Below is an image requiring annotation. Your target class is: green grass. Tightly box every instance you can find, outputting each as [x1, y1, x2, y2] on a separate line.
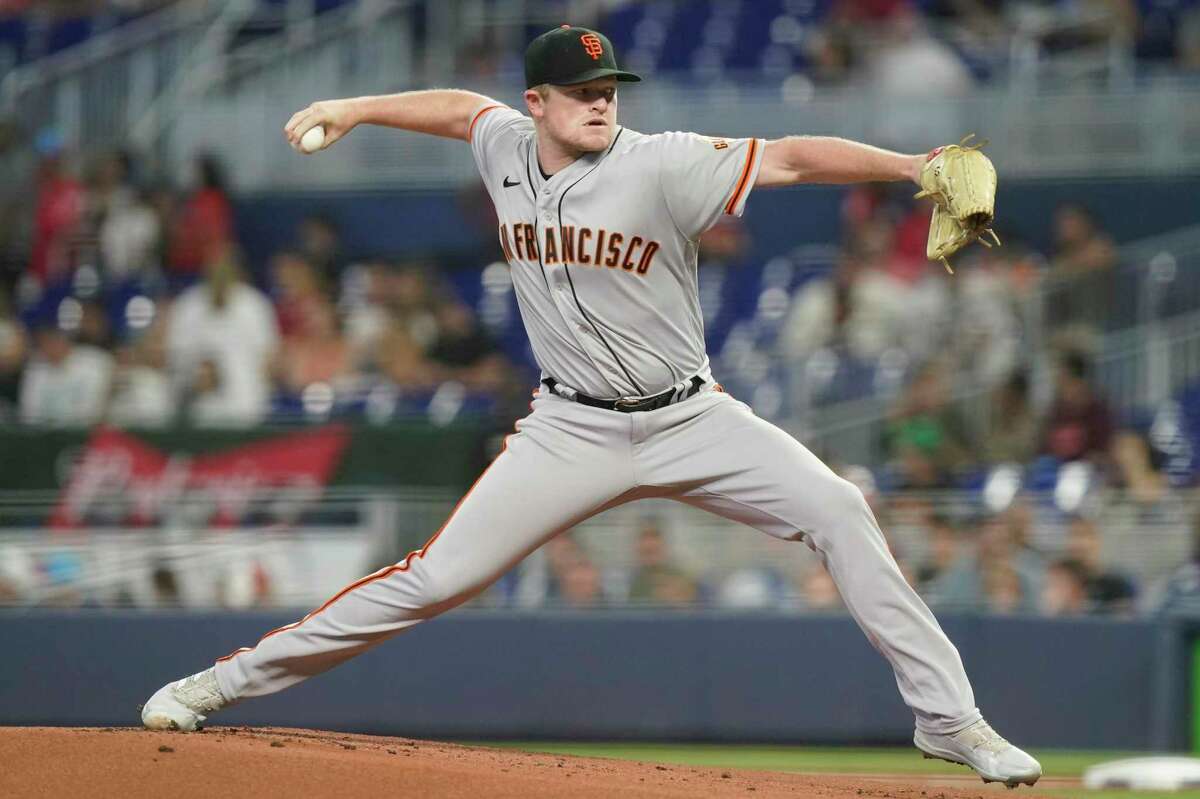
[481, 742, 1200, 799]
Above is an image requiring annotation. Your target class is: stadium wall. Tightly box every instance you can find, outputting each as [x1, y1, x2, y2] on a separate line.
[235, 177, 1200, 266]
[0, 611, 1189, 750]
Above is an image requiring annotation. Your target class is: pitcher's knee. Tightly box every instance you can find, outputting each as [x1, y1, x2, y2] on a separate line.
[796, 478, 873, 553]
[826, 477, 870, 522]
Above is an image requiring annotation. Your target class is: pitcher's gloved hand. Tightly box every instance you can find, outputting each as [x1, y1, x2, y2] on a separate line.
[915, 134, 1001, 273]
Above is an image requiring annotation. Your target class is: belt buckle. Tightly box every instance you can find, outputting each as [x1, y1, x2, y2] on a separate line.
[613, 396, 645, 412]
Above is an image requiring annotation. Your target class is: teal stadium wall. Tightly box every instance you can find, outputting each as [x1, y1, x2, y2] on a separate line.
[0, 612, 1190, 749]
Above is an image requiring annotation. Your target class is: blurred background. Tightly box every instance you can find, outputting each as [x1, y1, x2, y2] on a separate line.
[0, 0, 1198, 751]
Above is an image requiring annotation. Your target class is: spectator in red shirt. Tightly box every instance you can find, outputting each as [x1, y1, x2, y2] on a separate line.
[167, 154, 233, 277]
[1043, 350, 1113, 462]
[270, 250, 326, 339]
[30, 133, 83, 285]
[835, 0, 913, 23]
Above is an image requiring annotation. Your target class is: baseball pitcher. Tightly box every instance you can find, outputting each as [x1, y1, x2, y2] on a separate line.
[142, 25, 1038, 788]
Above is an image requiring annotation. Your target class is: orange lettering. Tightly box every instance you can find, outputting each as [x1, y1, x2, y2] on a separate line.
[594, 229, 607, 266]
[637, 240, 660, 275]
[544, 227, 559, 264]
[605, 232, 624, 267]
[523, 224, 539, 261]
[499, 224, 515, 262]
[578, 228, 592, 264]
[622, 236, 643, 271]
[560, 226, 576, 264]
[512, 224, 524, 260]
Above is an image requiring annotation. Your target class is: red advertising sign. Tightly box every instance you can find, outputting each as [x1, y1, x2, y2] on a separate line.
[51, 425, 350, 529]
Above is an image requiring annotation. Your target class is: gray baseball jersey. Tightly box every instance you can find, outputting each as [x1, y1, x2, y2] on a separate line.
[205, 102, 983, 740]
[468, 102, 762, 398]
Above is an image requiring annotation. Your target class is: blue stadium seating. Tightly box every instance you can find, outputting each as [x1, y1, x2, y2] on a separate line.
[0, 0, 359, 67]
[600, 0, 835, 79]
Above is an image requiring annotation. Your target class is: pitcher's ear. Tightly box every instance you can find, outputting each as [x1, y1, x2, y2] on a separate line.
[525, 84, 550, 118]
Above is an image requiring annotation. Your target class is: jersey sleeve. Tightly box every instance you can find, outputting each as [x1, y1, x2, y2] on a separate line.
[467, 102, 532, 185]
[657, 132, 765, 240]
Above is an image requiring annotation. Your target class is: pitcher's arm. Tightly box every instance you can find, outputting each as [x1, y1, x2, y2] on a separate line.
[284, 90, 500, 151]
[755, 136, 924, 187]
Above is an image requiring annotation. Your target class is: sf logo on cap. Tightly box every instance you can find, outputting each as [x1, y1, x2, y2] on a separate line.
[580, 33, 604, 60]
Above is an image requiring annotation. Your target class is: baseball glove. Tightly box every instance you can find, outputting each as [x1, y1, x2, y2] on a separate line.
[915, 134, 1001, 273]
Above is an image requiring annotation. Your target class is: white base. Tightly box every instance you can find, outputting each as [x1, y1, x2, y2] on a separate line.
[1082, 757, 1200, 791]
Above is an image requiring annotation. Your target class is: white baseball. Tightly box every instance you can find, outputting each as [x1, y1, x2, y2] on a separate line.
[300, 125, 325, 154]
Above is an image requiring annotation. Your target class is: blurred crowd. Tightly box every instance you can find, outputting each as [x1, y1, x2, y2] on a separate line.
[7, 494, 1197, 616]
[0, 1, 168, 11]
[448, 0, 1200, 90]
[2, 130, 1198, 617]
[0, 139, 528, 429]
[810, 0, 1200, 81]
[1, 0, 1198, 617]
[701, 175, 1164, 494]
[5, 0, 1200, 83]
[482, 491, 1200, 618]
[0, 133, 1144, 446]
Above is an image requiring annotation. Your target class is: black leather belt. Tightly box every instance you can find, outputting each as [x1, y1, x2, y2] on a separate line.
[542, 376, 705, 413]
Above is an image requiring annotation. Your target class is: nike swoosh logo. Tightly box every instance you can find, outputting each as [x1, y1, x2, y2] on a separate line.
[503, 177, 521, 188]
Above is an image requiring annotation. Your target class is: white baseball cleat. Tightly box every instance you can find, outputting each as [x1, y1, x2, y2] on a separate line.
[140, 667, 228, 731]
[914, 719, 1042, 789]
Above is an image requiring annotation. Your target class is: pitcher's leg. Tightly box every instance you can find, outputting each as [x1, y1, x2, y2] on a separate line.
[212, 401, 635, 703]
[643, 393, 978, 734]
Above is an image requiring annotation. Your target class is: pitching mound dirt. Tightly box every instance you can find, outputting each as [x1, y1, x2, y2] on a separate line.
[0, 726, 1063, 798]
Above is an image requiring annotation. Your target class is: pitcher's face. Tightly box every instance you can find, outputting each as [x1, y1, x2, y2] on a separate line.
[527, 77, 618, 154]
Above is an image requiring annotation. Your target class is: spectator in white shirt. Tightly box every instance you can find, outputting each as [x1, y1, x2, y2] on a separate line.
[165, 247, 279, 427]
[107, 317, 174, 429]
[19, 321, 114, 426]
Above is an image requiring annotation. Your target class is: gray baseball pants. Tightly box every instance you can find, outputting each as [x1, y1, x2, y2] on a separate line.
[214, 384, 981, 735]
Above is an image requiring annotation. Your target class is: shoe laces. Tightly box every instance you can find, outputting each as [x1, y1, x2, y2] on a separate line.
[172, 668, 226, 714]
[952, 721, 1011, 755]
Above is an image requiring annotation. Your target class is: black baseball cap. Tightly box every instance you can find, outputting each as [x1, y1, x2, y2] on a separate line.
[524, 25, 642, 89]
